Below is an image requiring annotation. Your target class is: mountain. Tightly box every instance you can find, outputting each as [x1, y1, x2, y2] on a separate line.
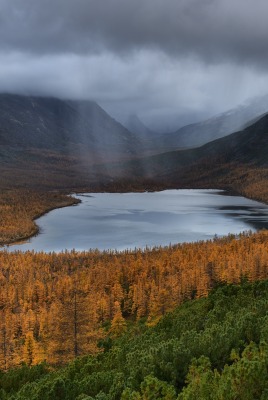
[0, 93, 141, 162]
[109, 112, 268, 181]
[159, 94, 268, 149]
[1, 93, 267, 192]
[198, 113, 268, 165]
[0, 93, 146, 189]
[124, 114, 166, 154]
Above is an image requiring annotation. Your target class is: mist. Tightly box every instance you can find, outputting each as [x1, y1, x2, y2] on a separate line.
[1, 51, 268, 132]
[0, 1, 268, 131]
[0, 0, 268, 131]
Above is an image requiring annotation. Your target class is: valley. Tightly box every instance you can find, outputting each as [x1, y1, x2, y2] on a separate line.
[0, 93, 268, 399]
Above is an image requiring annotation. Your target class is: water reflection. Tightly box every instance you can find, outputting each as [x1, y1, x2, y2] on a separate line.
[6, 189, 268, 252]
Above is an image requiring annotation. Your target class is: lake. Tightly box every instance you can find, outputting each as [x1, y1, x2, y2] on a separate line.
[6, 189, 268, 252]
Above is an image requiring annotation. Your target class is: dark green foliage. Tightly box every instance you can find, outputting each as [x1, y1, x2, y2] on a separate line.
[178, 343, 268, 400]
[2, 280, 268, 399]
[0, 363, 49, 396]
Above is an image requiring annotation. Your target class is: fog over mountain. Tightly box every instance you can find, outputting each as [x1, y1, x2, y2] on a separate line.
[0, 92, 267, 192]
[0, 94, 141, 163]
[157, 93, 268, 148]
[0, 1, 268, 132]
[112, 112, 268, 182]
[125, 115, 156, 139]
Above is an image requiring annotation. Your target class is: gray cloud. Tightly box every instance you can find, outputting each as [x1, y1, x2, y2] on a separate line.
[1, 50, 267, 130]
[0, 0, 268, 130]
[1, 0, 268, 67]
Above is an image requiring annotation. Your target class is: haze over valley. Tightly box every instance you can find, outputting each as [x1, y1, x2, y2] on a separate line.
[0, 91, 268, 192]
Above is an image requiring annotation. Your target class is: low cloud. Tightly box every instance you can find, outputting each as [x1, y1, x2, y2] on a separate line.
[0, 1, 268, 129]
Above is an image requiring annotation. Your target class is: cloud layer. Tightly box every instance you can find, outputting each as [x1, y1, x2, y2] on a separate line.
[1, 0, 268, 129]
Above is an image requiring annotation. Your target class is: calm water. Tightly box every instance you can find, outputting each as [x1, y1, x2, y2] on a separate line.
[6, 189, 268, 252]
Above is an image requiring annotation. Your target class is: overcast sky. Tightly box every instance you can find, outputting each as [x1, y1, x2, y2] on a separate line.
[1, 0, 268, 130]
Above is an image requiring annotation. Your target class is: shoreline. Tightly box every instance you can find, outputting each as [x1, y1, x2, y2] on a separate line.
[2, 186, 268, 252]
[0, 193, 80, 248]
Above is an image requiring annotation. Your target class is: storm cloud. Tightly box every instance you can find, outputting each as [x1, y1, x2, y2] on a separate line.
[1, 0, 268, 129]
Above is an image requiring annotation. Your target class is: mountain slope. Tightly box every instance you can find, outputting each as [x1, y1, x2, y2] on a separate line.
[124, 114, 167, 154]
[160, 94, 268, 148]
[198, 112, 268, 165]
[123, 112, 268, 176]
[2, 278, 268, 399]
[0, 93, 141, 161]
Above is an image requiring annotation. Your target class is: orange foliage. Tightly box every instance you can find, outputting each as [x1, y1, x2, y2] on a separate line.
[0, 231, 268, 368]
[0, 190, 79, 245]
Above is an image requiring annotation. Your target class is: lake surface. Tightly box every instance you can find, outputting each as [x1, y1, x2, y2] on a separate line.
[6, 189, 268, 252]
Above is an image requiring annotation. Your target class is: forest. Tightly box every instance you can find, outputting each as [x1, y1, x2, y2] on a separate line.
[1, 278, 268, 399]
[0, 230, 268, 370]
[0, 191, 79, 246]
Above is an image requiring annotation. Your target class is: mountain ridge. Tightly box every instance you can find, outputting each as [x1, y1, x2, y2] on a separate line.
[158, 94, 268, 149]
[0, 93, 141, 161]
[103, 112, 268, 204]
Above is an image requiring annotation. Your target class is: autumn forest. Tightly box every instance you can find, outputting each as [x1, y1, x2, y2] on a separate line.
[0, 229, 268, 370]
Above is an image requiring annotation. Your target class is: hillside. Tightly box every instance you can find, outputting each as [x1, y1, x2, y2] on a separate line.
[113, 112, 268, 179]
[124, 114, 166, 153]
[99, 113, 268, 209]
[0, 94, 146, 189]
[1, 230, 268, 369]
[158, 94, 268, 148]
[0, 93, 140, 162]
[2, 278, 268, 399]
